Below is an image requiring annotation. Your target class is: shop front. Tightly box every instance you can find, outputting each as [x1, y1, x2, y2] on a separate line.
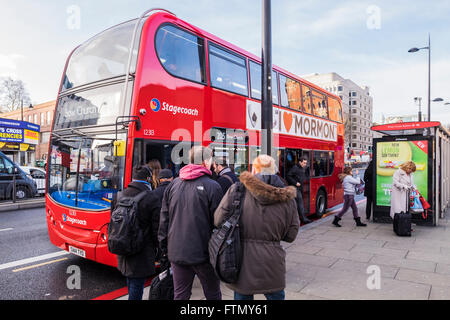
[0, 118, 40, 166]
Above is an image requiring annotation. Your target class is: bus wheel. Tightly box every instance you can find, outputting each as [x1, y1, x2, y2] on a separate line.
[315, 189, 327, 218]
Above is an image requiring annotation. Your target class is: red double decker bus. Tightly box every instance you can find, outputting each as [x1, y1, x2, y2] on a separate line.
[46, 9, 344, 267]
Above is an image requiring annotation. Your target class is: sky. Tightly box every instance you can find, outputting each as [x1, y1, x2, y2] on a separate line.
[1, 0, 449, 124]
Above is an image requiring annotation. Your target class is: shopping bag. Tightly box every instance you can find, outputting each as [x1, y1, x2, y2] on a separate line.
[418, 191, 430, 219]
[409, 189, 424, 214]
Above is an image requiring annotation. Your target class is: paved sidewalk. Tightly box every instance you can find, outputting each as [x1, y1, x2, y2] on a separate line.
[118, 200, 450, 300]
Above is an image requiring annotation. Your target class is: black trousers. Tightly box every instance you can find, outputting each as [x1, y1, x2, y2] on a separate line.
[295, 189, 308, 222]
[366, 196, 373, 219]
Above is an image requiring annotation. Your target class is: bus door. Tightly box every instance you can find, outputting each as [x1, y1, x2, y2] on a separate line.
[301, 150, 312, 214]
[132, 139, 192, 179]
[285, 148, 311, 214]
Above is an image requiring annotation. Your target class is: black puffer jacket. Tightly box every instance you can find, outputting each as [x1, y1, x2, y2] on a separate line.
[111, 181, 160, 278]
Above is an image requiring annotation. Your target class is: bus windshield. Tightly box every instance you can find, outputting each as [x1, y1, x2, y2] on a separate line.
[54, 82, 125, 131]
[62, 19, 142, 91]
[48, 134, 125, 210]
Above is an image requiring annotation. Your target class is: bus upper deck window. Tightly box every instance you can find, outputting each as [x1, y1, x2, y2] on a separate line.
[155, 24, 206, 84]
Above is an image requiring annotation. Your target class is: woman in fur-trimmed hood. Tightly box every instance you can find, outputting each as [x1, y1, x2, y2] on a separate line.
[214, 155, 300, 300]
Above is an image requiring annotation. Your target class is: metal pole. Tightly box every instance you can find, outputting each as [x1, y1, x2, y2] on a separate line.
[261, 0, 273, 157]
[428, 33, 431, 122]
[12, 169, 16, 203]
[349, 99, 352, 156]
[418, 98, 422, 122]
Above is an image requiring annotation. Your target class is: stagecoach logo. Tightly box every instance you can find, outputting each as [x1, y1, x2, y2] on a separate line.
[62, 213, 87, 226]
[150, 98, 199, 117]
[150, 98, 161, 112]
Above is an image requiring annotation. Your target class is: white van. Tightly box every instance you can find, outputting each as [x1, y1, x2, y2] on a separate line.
[20, 166, 45, 195]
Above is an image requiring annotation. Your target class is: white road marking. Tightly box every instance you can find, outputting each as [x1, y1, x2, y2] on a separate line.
[0, 228, 13, 232]
[0, 250, 69, 271]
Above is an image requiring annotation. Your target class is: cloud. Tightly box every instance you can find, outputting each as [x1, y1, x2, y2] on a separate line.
[0, 54, 25, 75]
[352, 58, 450, 124]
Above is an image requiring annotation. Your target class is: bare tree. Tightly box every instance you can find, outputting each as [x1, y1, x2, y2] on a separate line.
[0, 77, 31, 112]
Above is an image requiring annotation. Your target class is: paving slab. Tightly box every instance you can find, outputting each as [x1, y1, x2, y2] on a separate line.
[330, 258, 399, 279]
[396, 268, 450, 287]
[286, 252, 338, 268]
[299, 268, 430, 300]
[307, 239, 356, 251]
[429, 286, 450, 300]
[316, 248, 374, 263]
[285, 244, 323, 255]
[406, 251, 450, 265]
[352, 244, 409, 258]
[370, 254, 437, 273]
[383, 241, 441, 254]
[435, 263, 450, 276]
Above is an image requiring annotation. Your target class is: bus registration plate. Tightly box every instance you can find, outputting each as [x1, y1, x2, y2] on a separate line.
[69, 245, 86, 258]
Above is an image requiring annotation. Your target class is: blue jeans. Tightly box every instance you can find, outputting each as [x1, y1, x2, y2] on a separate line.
[127, 277, 146, 300]
[234, 290, 285, 300]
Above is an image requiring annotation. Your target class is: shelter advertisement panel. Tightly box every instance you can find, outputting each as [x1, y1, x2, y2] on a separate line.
[376, 140, 428, 207]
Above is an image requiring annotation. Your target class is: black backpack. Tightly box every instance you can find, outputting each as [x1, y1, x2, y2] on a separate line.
[148, 261, 174, 300]
[107, 190, 150, 256]
[208, 182, 246, 283]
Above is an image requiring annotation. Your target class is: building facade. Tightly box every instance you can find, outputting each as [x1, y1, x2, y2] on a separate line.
[0, 100, 55, 166]
[302, 72, 374, 153]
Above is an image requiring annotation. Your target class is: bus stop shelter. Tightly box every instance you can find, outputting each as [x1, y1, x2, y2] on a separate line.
[371, 121, 450, 226]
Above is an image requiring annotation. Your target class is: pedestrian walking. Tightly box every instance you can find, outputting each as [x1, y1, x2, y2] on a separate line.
[332, 166, 366, 227]
[390, 161, 416, 219]
[213, 156, 238, 195]
[147, 159, 162, 190]
[286, 156, 312, 224]
[214, 155, 299, 300]
[158, 146, 223, 300]
[111, 165, 161, 300]
[364, 160, 374, 220]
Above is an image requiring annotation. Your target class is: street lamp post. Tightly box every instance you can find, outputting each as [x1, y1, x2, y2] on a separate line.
[408, 33, 431, 122]
[414, 97, 422, 122]
[261, 0, 273, 156]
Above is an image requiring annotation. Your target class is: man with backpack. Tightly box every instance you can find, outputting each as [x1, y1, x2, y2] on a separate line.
[158, 146, 223, 300]
[109, 165, 161, 300]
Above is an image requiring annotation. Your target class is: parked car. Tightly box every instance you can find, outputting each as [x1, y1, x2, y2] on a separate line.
[20, 166, 45, 196]
[0, 152, 37, 200]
